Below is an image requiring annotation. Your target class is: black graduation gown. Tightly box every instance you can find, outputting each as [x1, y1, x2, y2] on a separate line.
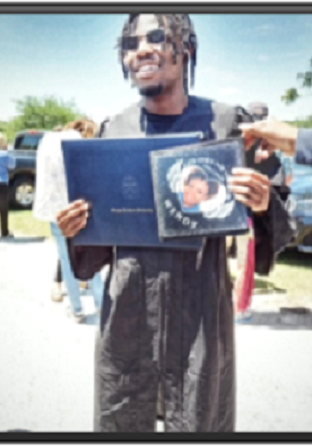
[67, 97, 295, 432]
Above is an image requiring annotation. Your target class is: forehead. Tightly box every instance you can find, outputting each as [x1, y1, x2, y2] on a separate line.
[190, 178, 208, 186]
[130, 14, 165, 35]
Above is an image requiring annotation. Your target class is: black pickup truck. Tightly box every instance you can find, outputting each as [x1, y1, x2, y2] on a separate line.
[8, 130, 46, 209]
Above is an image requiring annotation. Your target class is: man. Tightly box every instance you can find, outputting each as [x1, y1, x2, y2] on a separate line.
[240, 119, 312, 167]
[247, 101, 268, 121]
[57, 14, 294, 432]
[0, 132, 14, 238]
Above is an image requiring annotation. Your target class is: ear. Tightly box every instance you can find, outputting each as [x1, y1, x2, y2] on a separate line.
[122, 59, 129, 80]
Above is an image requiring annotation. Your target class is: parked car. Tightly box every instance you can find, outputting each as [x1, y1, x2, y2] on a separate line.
[282, 156, 312, 253]
[8, 130, 46, 209]
[227, 149, 312, 257]
[246, 146, 312, 254]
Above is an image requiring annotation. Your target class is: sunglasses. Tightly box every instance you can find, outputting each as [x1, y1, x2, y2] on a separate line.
[121, 28, 167, 51]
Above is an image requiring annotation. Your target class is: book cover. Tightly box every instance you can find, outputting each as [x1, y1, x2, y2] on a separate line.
[150, 137, 249, 239]
[61, 134, 204, 249]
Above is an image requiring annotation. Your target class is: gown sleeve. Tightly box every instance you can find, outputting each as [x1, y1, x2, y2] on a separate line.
[67, 240, 113, 281]
[229, 106, 297, 275]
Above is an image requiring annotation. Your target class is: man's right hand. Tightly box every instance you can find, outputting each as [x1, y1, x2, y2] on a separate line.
[57, 199, 90, 238]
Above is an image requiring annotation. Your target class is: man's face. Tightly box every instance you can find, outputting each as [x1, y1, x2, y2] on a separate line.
[252, 107, 268, 121]
[122, 14, 184, 97]
[183, 178, 209, 208]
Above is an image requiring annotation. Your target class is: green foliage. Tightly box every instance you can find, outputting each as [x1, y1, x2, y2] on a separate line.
[4, 95, 84, 143]
[286, 115, 312, 128]
[291, 117, 312, 129]
[282, 58, 312, 105]
[0, 121, 8, 133]
[281, 88, 300, 105]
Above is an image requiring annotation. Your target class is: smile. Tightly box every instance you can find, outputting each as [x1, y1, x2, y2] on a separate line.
[135, 64, 160, 78]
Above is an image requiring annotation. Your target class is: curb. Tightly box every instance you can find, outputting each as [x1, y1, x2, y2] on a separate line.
[236, 308, 312, 327]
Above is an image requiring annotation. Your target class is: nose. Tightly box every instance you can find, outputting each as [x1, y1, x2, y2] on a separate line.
[136, 37, 154, 57]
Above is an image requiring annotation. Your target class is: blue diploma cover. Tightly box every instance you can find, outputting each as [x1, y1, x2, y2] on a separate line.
[61, 134, 204, 248]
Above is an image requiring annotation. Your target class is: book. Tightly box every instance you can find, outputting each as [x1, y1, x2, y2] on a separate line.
[61, 133, 204, 249]
[150, 137, 249, 239]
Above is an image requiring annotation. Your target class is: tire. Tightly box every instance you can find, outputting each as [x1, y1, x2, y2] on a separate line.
[11, 175, 35, 210]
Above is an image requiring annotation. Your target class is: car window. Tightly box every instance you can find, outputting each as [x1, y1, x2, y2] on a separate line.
[14, 134, 43, 150]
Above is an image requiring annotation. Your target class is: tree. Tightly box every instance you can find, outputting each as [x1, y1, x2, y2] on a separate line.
[0, 121, 8, 133]
[281, 58, 312, 105]
[281, 88, 300, 105]
[290, 116, 312, 129]
[13, 95, 82, 130]
[4, 95, 84, 142]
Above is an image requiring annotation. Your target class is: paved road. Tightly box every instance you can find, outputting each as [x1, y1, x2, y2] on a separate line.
[0, 238, 312, 432]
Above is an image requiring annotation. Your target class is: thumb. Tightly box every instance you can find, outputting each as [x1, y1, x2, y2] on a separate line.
[255, 148, 270, 163]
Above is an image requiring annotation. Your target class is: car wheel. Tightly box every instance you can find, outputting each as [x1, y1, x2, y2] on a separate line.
[11, 176, 35, 210]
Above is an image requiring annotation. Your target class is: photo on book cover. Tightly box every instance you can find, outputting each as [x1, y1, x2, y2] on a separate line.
[150, 138, 249, 239]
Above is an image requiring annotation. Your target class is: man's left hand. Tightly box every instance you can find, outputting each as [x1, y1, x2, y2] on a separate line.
[229, 168, 270, 213]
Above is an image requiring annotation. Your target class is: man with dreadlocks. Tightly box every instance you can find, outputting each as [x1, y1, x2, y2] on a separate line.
[57, 14, 294, 432]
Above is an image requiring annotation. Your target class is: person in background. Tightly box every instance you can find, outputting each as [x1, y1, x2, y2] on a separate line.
[49, 125, 66, 302]
[233, 102, 291, 320]
[49, 123, 95, 302]
[0, 132, 15, 238]
[33, 120, 105, 323]
[247, 101, 268, 121]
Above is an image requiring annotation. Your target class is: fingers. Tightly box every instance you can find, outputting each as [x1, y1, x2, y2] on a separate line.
[230, 183, 265, 209]
[231, 168, 270, 185]
[64, 216, 88, 238]
[232, 193, 263, 211]
[57, 199, 90, 238]
[239, 123, 259, 151]
[239, 120, 298, 157]
[229, 168, 270, 212]
[254, 148, 270, 163]
[239, 122, 264, 143]
[57, 199, 88, 221]
[243, 134, 259, 151]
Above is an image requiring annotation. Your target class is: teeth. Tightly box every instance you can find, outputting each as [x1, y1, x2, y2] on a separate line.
[139, 65, 158, 72]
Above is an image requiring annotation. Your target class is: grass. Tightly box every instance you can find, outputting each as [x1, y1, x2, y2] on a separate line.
[8, 209, 52, 238]
[264, 249, 312, 298]
[229, 248, 312, 308]
[7, 209, 312, 307]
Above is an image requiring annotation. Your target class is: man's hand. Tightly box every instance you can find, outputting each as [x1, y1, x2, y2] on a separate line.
[57, 199, 90, 238]
[229, 168, 270, 213]
[239, 119, 298, 161]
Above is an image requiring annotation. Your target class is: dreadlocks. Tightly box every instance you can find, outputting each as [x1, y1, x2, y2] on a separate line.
[117, 14, 198, 95]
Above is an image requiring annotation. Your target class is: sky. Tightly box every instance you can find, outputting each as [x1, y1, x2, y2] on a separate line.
[0, 13, 312, 123]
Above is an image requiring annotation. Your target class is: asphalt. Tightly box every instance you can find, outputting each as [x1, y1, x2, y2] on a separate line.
[0, 237, 312, 432]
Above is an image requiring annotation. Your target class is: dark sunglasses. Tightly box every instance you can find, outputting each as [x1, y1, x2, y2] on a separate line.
[121, 28, 167, 51]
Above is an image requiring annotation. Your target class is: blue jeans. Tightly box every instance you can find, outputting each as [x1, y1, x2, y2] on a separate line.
[50, 222, 104, 314]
